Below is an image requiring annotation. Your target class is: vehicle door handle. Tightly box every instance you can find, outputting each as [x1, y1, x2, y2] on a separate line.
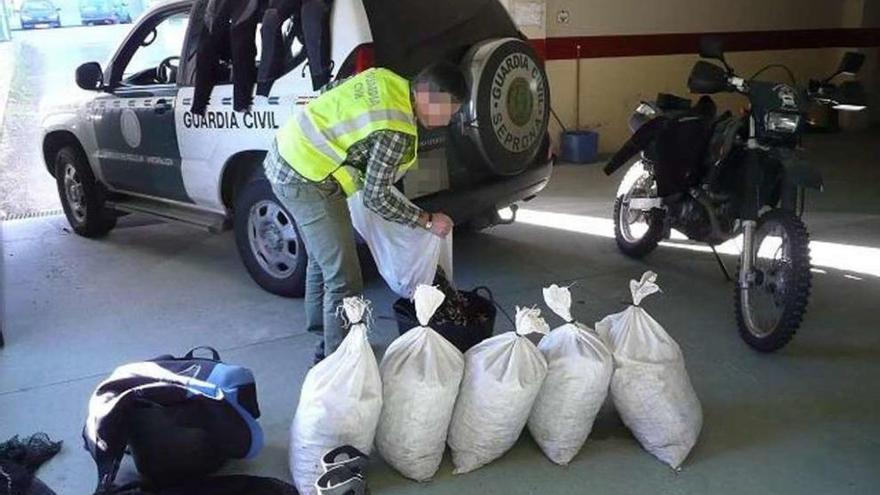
[154, 99, 172, 114]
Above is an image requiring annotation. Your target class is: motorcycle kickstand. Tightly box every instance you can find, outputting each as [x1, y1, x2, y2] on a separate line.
[710, 244, 733, 282]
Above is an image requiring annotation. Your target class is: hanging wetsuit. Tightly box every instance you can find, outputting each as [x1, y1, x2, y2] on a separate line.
[257, 0, 333, 95]
[257, 0, 305, 97]
[190, 0, 230, 115]
[192, 0, 266, 114]
[301, 0, 334, 90]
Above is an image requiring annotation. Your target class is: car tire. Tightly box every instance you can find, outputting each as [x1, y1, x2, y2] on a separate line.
[54, 146, 117, 238]
[233, 179, 307, 298]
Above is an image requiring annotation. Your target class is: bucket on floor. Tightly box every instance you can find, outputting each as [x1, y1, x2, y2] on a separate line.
[393, 288, 496, 353]
[560, 130, 599, 163]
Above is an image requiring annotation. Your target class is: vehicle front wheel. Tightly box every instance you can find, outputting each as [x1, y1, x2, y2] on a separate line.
[233, 179, 307, 298]
[613, 196, 666, 258]
[735, 209, 812, 352]
[54, 146, 117, 238]
[612, 162, 665, 258]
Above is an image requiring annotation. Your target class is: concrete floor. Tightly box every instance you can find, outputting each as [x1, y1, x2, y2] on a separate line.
[2, 131, 880, 494]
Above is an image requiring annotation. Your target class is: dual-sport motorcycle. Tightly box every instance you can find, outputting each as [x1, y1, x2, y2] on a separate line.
[604, 38, 867, 352]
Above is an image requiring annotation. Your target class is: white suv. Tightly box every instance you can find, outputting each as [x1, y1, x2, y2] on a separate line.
[40, 0, 553, 296]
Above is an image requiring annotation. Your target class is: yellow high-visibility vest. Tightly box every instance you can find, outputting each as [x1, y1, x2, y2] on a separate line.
[276, 68, 418, 196]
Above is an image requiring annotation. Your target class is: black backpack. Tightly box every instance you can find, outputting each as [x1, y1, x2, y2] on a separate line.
[83, 347, 263, 493]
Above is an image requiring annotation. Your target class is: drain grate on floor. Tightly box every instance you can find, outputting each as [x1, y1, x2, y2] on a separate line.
[0, 208, 64, 222]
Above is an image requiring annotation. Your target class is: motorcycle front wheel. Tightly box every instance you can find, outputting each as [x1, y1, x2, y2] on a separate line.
[613, 163, 665, 258]
[735, 209, 812, 352]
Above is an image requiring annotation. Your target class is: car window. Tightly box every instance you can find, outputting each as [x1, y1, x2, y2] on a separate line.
[123, 12, 188, 80]
[80, 0, 115, 10]
[24, 1, 55, 10]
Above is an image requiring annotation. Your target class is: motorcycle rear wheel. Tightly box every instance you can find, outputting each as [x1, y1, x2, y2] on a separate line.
[734, 209, 812, 352]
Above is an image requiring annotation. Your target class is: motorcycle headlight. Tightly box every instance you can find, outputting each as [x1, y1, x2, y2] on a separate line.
[765, 112, 801, 134]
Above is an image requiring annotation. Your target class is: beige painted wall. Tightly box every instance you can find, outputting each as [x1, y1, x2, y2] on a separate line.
[514, 0, 880, 153]
[545, 0, 865, 36]
[547, 49, 851, 152]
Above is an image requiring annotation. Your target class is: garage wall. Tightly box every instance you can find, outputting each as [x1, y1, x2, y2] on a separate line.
[519, 0, 880, 153]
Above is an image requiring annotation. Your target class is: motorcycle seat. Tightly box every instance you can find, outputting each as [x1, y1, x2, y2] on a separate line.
[656, 93, 692, 111]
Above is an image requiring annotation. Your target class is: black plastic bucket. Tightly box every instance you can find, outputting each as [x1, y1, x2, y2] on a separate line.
[393, 287, 497, 353]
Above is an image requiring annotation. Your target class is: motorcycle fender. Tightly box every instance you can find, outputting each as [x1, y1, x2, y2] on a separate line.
[604, 116, 666, 176]
[616, 160, 648, 198]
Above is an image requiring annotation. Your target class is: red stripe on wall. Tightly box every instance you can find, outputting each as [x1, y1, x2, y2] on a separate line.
[539, 28, 880, 60]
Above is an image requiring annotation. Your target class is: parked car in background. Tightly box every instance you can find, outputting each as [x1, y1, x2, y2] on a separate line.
[19, 0, 61, 29]
[79, 0, 131, 25]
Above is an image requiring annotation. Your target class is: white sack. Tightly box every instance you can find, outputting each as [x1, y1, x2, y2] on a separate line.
[348, 189, 453, 298]
[528, 284, 613, 465]
[595, 271, 702, 469]
[375, 285, 465, 481]
[447, 307, 549, 474]
[290, 297, 383, 495]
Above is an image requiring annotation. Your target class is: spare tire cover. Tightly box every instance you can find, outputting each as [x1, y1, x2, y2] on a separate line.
[462, 38, 550, 175]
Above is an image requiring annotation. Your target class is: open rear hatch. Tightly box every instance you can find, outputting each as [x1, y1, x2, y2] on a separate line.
[362, 0, 550, 177]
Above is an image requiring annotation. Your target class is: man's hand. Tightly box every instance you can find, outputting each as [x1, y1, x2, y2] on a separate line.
[430, 212, 454, 238]
[419, 211, 453, 238]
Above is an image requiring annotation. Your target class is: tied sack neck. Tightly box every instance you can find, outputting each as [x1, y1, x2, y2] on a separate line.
[630, 271, 661, 306]
[340, 296, 372, 329]
[542, 284, 579, 326]
[515, 306, 550, 337]
[413, 284, 446, 327]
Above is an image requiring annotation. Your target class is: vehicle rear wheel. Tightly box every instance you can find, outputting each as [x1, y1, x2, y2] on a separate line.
[233, 179, 307, 298]
[735, 209, 812, 352]
[54, 146, 117, 238]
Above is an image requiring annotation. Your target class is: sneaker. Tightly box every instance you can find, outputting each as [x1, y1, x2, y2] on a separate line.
[315, 465, 365, 495]
[321, 445, 369, 475]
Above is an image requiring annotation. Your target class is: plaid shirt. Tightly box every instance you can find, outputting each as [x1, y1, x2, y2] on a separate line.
[264, 82, 422, 227]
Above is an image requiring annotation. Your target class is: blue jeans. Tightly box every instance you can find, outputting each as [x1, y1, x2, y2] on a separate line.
[271, 179, 364, 354]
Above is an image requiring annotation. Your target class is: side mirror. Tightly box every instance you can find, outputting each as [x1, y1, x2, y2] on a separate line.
[838, 52, 865, 76]
[688, 61, 729, 94]
[698, 36, 734, 75]
[699, 36, 725, 61]
[76, 62, 104, 91]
